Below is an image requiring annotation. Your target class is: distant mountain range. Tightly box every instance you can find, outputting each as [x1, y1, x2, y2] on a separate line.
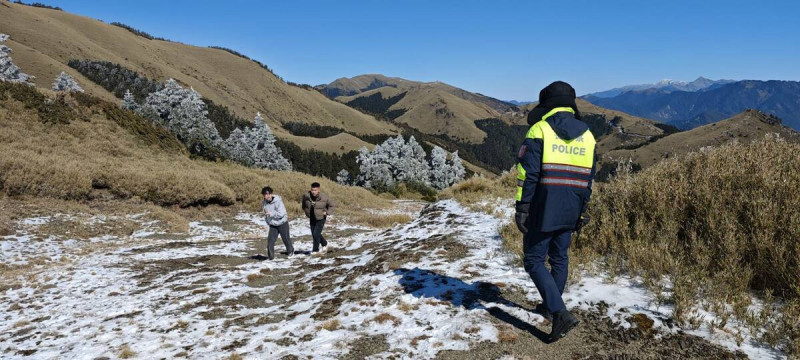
[585, 77, 736, 98]
[584, 80, 800, 130]
[504, 100, 534, 106]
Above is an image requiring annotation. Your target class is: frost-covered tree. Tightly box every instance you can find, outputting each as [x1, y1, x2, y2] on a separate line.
[51, 71, 84, 93]
[428, 146, 466, 190]
[336, 169, 352, 186]
[0, 34, 35, 84]
[121, 89, 139, 111]
[356, 135, 433, 190]
[356, 145, 394, 190]
[138, 79, 224, 157]
[225, 127, 253, 166]
[446, 151, 466, 187]
[429, 146, 450, 189]
[398, 136, 430, 186]
[223, 112, 291, 171]
[246, 112, 291, 171]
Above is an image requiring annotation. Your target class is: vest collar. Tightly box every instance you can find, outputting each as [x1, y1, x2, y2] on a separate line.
[540, 107, 575, 122]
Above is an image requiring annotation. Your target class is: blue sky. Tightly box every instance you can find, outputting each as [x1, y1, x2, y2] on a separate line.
[42, 0, 800, 100]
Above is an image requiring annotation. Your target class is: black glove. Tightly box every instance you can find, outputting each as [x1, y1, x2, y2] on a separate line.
[575, 214, 590, 232]
[514, 202, 530, 234]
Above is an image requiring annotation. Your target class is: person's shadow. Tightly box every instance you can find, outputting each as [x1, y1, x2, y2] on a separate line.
[394, 267, 551, 343]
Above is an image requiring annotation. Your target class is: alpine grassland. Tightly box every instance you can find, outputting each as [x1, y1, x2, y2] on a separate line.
[0, 82, 392, 232]
[460, 135, 800, 355]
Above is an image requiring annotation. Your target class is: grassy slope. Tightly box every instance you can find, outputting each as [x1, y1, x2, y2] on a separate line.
[0, 83, 393, 232]
[0, 2, 398, 153]
[605, 109, 799, 168]
[326, 75, 517, 143]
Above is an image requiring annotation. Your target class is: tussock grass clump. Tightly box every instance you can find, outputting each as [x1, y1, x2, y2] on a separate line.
[118, 345, 136, 359]
[354, 213, 412, 228]
[373, 313, 401, 326]
[320, 319, 340, 331]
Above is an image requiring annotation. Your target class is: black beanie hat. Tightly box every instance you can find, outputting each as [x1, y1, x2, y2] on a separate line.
[527, 81, 581, 125]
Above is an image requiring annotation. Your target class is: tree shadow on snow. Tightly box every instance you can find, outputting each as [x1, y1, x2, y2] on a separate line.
[394, 267, 550, 343]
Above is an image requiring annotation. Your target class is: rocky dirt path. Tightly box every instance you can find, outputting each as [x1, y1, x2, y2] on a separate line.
[0, 200, 764, 359]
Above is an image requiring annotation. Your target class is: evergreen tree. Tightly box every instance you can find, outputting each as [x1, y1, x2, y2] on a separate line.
[336, 169, 352, 185]
[356, 145, 395, 190]
[355, 135, 434, 191]
[0, 34, 35, 84]
[138, 79, 224, 158]
[446, 151, 466, 186]
[223, 112, 291, 171]
[247, 112, 291, 171]
[428, 146, 450, 190]
[225, 127, 253, 166]
[121, 89, 139, 111]
[51, 71, 84, 93]
[399, 136, 430, 186]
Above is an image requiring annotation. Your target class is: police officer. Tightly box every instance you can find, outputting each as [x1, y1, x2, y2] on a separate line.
[514, 81, 596, 342]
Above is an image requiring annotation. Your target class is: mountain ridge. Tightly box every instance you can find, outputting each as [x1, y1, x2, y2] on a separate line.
[584, 80, 800, 131]
[585, 76, 736, 98]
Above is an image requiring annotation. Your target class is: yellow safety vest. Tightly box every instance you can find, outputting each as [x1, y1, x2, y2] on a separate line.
[516, 107, 596, 201]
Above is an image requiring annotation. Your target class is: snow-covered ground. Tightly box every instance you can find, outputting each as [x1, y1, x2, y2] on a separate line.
[0, 200, 785, 359]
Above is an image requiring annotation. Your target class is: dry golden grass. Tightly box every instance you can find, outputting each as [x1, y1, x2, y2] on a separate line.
[373, 313, 401, 326]
[320, 319, 340, 331]
[581, 136, 800, 354]
[410, 334, 431, 346]
[225, 353, 243, 360]
[118, 345, 136, 359]
[353, 213, 413, 228]
[246, 274, 265, 282]
[0, 84, 392, 229]
[496, 324, 519, 343]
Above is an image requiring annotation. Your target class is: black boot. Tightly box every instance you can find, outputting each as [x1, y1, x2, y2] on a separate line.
[550, 309, 579, 342]
[534, 303, 552, 322]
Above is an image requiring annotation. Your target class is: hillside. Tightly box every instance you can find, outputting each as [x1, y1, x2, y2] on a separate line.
[0, 81, 393, 232]
[603, 109, 799, 169]
[584, 80, 800, 131]
[319, 74, 518, 143]
[0, 2, 399, 153]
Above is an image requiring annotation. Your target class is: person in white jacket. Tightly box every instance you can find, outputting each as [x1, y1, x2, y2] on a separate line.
[261, 186, 294, 260]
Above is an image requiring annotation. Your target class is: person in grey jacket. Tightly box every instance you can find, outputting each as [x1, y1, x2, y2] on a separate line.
[261, 186, 293, 260]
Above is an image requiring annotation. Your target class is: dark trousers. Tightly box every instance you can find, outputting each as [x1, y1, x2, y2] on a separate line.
[523, 229, 572, 313]
[310, 217, 328, 252]
[267, 222, 293, 260]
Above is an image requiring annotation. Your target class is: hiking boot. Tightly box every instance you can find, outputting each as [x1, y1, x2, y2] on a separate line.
[534, 303, 553, 322]
[550, 309, 579, 342]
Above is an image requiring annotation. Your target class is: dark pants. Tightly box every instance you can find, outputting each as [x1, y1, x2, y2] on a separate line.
[310, 217, 328, 252]
[523, 229, 572, 313]
[267, 222, 293, 260]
